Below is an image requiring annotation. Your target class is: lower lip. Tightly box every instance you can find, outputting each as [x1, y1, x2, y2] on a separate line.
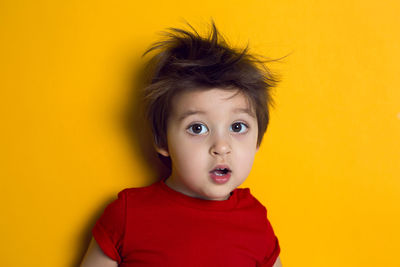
[209, 172, 231, 184]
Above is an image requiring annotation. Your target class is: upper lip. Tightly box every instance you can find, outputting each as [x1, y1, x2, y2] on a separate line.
[210, 164, 232, 173]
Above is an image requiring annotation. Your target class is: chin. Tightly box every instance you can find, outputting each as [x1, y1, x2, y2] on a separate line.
[207, 191, 231, 201]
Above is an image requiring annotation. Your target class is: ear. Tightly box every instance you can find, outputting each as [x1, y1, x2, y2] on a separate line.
[155, 145, 170, 157]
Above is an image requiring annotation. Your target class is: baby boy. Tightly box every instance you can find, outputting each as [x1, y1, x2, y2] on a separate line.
[81, 21, 282, 267]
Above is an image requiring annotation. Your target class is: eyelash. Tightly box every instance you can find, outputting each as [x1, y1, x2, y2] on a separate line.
[186, 122, 250, 135]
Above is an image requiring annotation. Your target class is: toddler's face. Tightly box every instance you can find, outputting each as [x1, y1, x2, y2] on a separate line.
[156, 88, 259, 201]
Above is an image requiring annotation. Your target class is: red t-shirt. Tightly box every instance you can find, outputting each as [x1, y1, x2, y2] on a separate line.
[92, 177, 280, 266]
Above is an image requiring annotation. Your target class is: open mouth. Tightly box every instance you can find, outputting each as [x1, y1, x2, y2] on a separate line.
[210, 165, 232, 176]
[210, 165, 232, 184]
[211, 168, 231, 176]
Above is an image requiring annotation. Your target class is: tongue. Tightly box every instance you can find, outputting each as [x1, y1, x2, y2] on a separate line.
[214, 170, 225, 175]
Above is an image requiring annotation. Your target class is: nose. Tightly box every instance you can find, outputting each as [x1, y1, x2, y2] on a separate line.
[209, 134, 231, 157]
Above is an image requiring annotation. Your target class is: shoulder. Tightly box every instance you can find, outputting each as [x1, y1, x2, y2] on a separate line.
[235, 187, 267, 213]
[118, 182, 157, 200]
[93, 180, 160, 233]
[233, 187, 273, 226]
[113, 179, 162, 207]
[236, 189, 281, 265]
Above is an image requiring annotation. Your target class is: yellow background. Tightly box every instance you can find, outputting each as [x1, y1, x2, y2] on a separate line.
[1, 0, 399, 266]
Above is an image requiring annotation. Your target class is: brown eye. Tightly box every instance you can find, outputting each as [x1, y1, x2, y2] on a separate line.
[187, 123, 208, 135]
[230, 122, 248, 133]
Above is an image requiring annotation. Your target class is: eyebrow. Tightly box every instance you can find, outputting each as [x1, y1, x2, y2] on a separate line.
[177, 108, 255, 122]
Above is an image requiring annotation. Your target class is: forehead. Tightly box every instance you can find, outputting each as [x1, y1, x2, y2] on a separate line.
[170, 88, 255, 119]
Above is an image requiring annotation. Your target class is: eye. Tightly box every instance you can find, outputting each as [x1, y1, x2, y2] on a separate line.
[230, 122, 249, 133]
[187, 123, 209, 135]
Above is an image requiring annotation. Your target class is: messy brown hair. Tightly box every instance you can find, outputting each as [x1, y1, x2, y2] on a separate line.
[142, 20, 280, 154]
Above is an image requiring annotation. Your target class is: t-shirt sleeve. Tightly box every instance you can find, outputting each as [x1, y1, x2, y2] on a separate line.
[258, 208, 281, 267]
[92, 189, 128, 264]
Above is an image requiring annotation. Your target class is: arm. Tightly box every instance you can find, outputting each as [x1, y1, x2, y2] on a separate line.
[80, 237, 118, 267]
[272, 256, 282, 267]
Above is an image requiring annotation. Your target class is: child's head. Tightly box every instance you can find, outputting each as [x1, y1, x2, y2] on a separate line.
[141, 21, 279, 200]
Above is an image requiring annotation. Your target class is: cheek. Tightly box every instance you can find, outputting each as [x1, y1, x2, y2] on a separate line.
[168, 136, 207, 171]
[237, 149, 256, 168]
[234, 141, 257, 173]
